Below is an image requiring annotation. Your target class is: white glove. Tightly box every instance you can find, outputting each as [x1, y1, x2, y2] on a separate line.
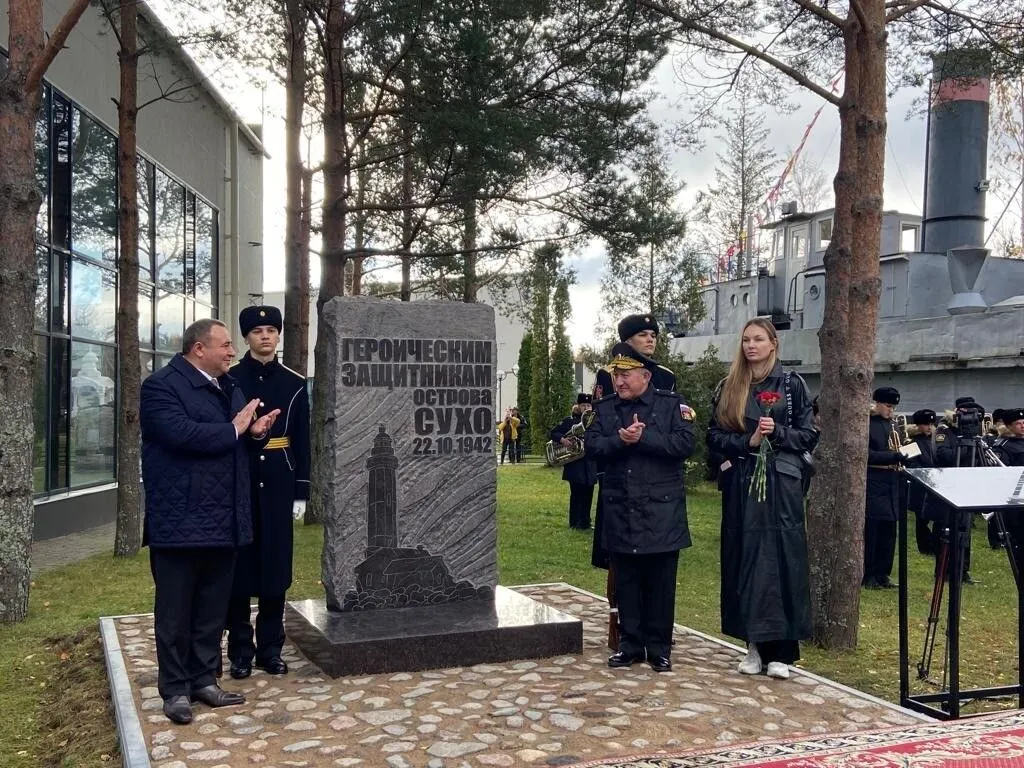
[293, 500, 307, 521]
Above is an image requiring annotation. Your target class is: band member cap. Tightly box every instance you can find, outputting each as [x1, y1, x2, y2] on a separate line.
[240, 305, 283, 337]
[617, 313, 659, 342]
[992, 408, 1007, 424]
[872, 386, 900, 406]
[576, 393, 593, 404]
[954, 396, 976, 409]
[911, 409, 937, 425]
[1006, 408, 1024, 424]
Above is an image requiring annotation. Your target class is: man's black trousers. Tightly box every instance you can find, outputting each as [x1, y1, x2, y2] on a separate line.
[226, 593, 287, 663]
[568, 482, 594, 529]
[150, 546, 236, 699]
[863, 518, 897, 584]
[610, 550, 679, 660]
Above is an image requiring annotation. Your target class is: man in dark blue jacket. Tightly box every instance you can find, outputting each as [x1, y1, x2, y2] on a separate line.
[226, 306, 310, 680]
[141, 318, 280, 725]
[584, 343, 694, 673]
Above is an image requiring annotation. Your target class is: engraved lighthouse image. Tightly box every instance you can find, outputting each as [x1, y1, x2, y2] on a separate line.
[342, 425, 490, 611]
[366, 425, 399, 551]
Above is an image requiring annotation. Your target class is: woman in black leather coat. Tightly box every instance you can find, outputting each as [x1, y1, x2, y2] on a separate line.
[707, 318, 818, 680]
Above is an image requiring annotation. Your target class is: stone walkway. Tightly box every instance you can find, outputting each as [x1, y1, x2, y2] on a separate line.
[109, 584, 924, 768]
[33, 522, 116, 574]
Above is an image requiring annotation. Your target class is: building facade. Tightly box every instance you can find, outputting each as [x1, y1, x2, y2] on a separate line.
[1, 1, 265, 539]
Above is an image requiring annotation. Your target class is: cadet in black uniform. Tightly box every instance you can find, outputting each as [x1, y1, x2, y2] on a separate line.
[992, 408, 1024, 581]
[585, 345, 694, 672]
[864, 387, 905, 589]
[591, 314, 677, 570]
[933, 396, 984, 584]
[226, 306, 311, 679]
[550, 394, 598, 530]
[905, 409, 939, 555]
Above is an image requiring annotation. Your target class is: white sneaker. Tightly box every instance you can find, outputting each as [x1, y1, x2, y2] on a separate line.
[737, 645, 762, 675]
[766, 662, 790, 679]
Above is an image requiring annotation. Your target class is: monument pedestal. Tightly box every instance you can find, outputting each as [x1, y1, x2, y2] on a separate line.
[286, 586, 583, 677]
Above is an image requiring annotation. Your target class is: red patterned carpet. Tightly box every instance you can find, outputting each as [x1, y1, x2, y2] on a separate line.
[577, 711, 1024, 767]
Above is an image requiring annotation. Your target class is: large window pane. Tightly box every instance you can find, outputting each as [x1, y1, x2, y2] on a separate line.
[141, 352, 155, 382]
[196, 201, 216, 304]
[35, 246, 49, 330]
[155, 171, 184, 291]
[156, 291, 184, 352]
[139, 161, 154, 280]
[49, 337, 70, 491]
[52, 95, 72, 250]
[36, 87, 50, 244]
[194, 303, 214, 322]
[71, 109, 117, 264]
[71, 258, 117, 343]
[51, 251, 70, 334]
[139, 286, 154, 350]
[69, 342, 116, 487]
[34, 336, 48, 493]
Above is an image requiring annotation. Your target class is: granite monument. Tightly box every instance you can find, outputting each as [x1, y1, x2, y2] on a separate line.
[287, 297, 582, 676]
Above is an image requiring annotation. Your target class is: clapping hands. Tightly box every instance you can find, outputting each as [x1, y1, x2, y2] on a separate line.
[618, 414, 645, 445]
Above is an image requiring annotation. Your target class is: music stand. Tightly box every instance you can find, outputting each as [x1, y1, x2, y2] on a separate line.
[899, 466, 1024, 719]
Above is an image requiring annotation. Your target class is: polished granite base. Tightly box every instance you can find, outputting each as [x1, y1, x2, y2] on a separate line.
[286, 585, 583, 677]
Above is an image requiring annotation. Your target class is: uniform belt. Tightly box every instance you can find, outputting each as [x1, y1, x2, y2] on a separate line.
[868, 464, 899, 471]
[265, 437, 290, 450]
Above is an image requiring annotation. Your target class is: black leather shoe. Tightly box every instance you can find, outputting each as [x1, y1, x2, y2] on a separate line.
[879, 578, 898, 589]
[963, 572, 978, 585]
[648, 655, 672, 673]
[607, 651, 645, 668]
[230, 659, 252, 679]
[191, 684, 245, 707]
[256, 656, 288, 675]
[163, 695, 193, 724]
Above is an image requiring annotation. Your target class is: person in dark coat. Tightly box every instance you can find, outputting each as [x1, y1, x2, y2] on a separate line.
[584, 344, 694, 673]
[226, 306, 311, 680]
[707, 318, 817, 680]
[591, 313, 677, 570]
[550, 394, 598, 530]
[993, 408, 1024, 583]
[905, 409, 939, 555]
[864, 386, 906, 589]
[986, 409, 1009, 548]
[933, 397, 984, 584]
[141, 318, 280, 725]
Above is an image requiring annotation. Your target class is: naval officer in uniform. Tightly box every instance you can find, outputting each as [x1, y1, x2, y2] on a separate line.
[226, 305, 311, 679]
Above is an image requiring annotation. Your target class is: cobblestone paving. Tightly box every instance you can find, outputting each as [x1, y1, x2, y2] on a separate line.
[114, 584, 923, 767]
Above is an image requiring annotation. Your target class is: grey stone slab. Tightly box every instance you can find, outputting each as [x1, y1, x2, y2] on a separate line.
[286, 586, 583, 677]
[319, 297, 498, 612]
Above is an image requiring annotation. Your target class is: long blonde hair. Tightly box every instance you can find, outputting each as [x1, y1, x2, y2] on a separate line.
[715, 318, 779, 432]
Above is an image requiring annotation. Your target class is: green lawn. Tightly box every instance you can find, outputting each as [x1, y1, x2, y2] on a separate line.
[1, 464, 1020, 766]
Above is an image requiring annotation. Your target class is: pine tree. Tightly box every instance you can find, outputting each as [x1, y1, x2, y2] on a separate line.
[527, 257, 553, 455]
[515, 332, 533, 443]
[549, 276, 577, 424]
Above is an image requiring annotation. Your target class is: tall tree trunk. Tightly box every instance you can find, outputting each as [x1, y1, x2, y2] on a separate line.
[806, 3, 887, 649]
[400, 69, 414, 302]
[282, 0, 309, 375]
[350, 147, 367, 295]
[308, 0, 348, 526]
[462, 196, 477, 302]
[0, 0, 89, 623]
[115, 0, 142, 557]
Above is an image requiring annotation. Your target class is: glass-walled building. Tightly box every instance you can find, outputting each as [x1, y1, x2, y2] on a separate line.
[2, 0, 265, 539]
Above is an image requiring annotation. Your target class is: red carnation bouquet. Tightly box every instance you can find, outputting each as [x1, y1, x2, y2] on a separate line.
[749, 390, 783, 502]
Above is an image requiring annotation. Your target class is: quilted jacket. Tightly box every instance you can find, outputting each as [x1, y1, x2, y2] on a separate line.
[141, 354, 253, 548]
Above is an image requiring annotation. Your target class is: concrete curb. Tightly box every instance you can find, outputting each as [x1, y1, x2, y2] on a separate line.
[99, 617, 152, 768]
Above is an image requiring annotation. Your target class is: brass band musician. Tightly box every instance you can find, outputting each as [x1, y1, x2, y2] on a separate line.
[864, 387, 907, 590]
[549, 394, 598, 530]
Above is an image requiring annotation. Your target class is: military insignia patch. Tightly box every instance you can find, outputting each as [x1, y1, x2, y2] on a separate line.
[935, 432, 946, 443]
[680, 404, 695, 421]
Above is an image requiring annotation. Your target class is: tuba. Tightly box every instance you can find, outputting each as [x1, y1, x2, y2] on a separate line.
[545, 415, 591, 467]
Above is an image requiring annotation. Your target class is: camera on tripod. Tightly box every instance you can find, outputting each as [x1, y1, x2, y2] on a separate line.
[954, 409, 984, 438]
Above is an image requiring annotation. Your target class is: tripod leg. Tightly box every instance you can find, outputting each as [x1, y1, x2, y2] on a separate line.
[919, 538, 948, 680]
